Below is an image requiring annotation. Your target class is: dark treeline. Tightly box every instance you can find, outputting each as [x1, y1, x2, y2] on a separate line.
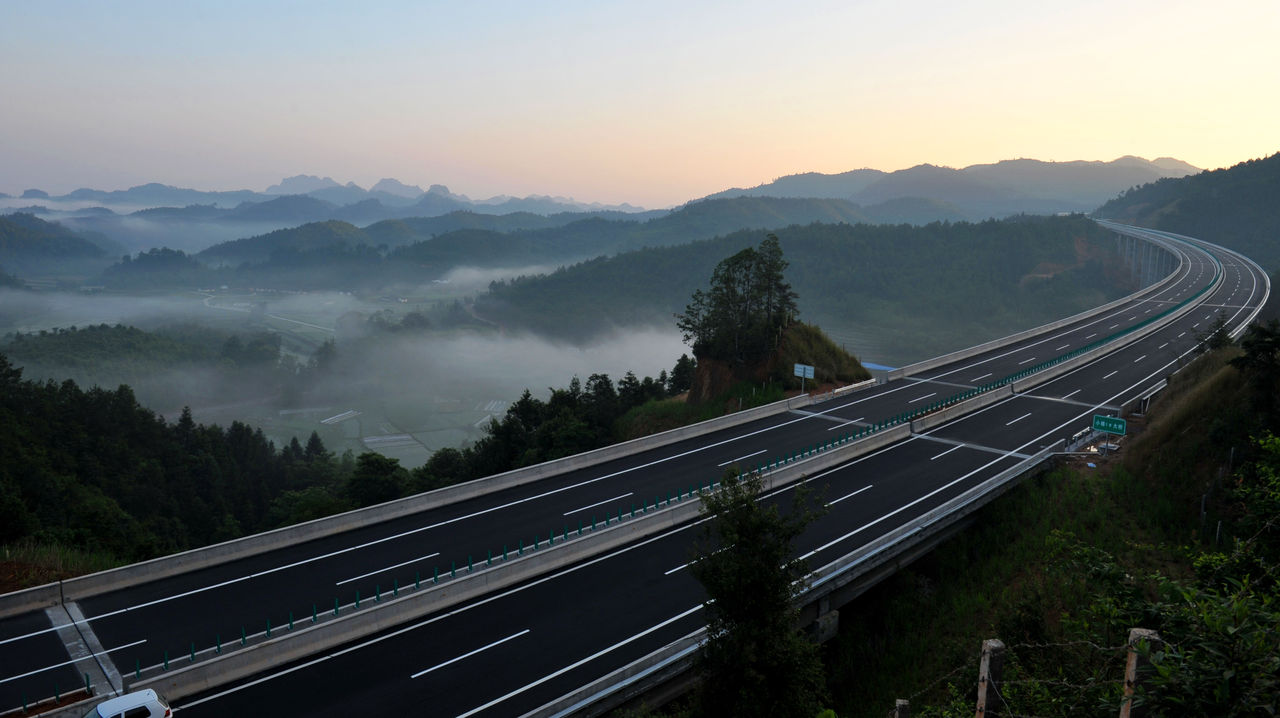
[478, 215, 1126, 356]
[0, 349, 699, 571]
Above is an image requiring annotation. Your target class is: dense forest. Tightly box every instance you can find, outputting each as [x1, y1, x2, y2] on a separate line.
[0, 213, 115, 276]
[0, 347, 708, 577]
[1096, 151, 1280, 271]
[0, 352, 343, 559]
[479, 215, 1128, 361]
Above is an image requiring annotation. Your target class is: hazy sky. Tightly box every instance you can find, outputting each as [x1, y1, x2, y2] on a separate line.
[2, 0, 1277, 207]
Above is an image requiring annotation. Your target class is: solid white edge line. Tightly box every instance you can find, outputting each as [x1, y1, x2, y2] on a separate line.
[562, 493, 635, 517]
[0, 639, 146, 685]
[715, 449, 767, 468]
[119, 233, 1278, 713]
[410, 629, 530, 679]
[336, 552, 441, 586]
[827, 484, 873, 506]
[454, 607, 702, 718]
[827, 417, 865, 431]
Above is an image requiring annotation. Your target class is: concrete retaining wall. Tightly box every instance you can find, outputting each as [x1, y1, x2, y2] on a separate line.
[2, 391, 833, 618]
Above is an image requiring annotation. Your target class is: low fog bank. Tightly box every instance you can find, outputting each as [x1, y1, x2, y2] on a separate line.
[0, 288, 691, 467]
[192, 326, 688, 468]
[0, 288, 218, 334]
[60, 216, 302, 255]
[437, 264, 568, 293]
[369, 327, 687, 401]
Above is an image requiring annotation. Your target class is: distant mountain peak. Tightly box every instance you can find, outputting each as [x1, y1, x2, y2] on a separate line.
[265, 175, 343, 195]
[1150, 157, 1201, 175]
[371, 178, 425, 198]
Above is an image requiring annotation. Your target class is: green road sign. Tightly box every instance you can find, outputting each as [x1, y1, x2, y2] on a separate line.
[1092, 414, 1126, 435]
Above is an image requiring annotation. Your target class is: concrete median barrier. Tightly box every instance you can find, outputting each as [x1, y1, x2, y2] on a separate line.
[910, 386, 1014, 433]
[119, 423, 911, 703]
[4, 391, 840, 618]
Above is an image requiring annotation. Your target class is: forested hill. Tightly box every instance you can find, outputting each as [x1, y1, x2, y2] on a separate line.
[1095, 152, 1280, 270]
[195, 210, 651, 266]
[190, 196, 935, 274]
[476, 215, 1127, 362]
[0, 213, 113, 275]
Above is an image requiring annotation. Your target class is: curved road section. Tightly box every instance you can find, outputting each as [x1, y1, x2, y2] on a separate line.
[0, 223, 1269, 717]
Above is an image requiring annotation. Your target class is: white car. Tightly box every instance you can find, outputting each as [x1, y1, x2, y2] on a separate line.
[82, 689, 171, 718]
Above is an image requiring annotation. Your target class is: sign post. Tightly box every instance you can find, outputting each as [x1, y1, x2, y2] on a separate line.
[794, 363, 815, 394]
[1092, 414, 1126, 456]
[1092, 414, 1126, 435]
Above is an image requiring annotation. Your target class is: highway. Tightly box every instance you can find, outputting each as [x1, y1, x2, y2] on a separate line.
[0, 223, 1269, 716]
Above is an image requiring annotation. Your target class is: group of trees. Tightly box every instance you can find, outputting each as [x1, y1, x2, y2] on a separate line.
[677, 234, 799, 366]
[410, 359, 696, 493]
[692, 471, 827, 717]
